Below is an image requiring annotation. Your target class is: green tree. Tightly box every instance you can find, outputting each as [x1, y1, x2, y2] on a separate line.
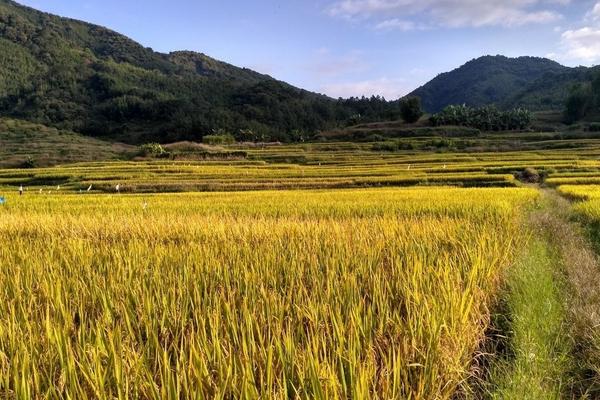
[400, 97, 424, 123]
[564, 84, 591, 124]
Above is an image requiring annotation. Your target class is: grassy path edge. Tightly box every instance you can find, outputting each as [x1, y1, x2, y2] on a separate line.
[489, 226, 571, 398]
[542, 190, 600, 397]
[488, 189, 600, 398]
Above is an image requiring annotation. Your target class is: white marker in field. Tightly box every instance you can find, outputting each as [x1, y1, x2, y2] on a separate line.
[116, 184, 120, 193]
[87, 185, 92, 192]
[56, 185, 61, 191]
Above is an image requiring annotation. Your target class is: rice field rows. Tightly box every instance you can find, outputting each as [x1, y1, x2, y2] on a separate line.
[4, 142, 600, 193]
[558, 185, 600, 228]
[556, 185, 600, 227]
[0, 187, 538, 398]
[6, 141, 600, 397]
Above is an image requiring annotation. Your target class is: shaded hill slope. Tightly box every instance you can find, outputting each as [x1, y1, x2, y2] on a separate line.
[409, 55, 588, 113]
[0, 0, 399, 143]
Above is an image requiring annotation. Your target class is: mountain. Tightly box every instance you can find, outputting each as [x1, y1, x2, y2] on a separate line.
[167, 51, 271, 84]
[0, 0, 399, 143]
[0, 0, 595, 144]
[409, 55, 585, 113]
[505, 65, 600, 111]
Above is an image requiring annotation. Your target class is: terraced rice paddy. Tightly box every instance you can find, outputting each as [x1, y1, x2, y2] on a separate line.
[558, 185, 600, 235]
[4, 142, 600, 193]
[5, 142, 600, 398]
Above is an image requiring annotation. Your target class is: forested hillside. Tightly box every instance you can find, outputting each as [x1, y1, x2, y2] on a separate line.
[1, 0, 597, 144]
[410, 55, 590, 113]
[0, 0, 400, 143]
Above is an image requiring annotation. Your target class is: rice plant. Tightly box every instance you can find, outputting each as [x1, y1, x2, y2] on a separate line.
[0, 187, 537, 398]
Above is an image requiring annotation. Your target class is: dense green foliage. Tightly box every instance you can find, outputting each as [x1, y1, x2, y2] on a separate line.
[399, 96, 423, 123]
[0, 0, 401, 144]
[0, 1, 594, 145]
[430, 105, 532, 131]
[410, 55, 591, 113]
[563, 72, 600, 124]
[508, 66, 594, 112]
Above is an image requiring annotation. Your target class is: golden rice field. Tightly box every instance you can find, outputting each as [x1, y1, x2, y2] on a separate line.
[4, 141, 600, 193]
[558, 185, 600, 225]
[6, 141, 600, 398]
[0, 187, 538, 399]
[557, 185, 600, 201]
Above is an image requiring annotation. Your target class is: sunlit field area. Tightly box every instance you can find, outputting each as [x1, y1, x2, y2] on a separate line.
[5, 140, 600, 193]
[557, 185, 600, 235]
[5, 142, 600, 398]
[0, 187, 537, 398]
[7, 0, 600, 396]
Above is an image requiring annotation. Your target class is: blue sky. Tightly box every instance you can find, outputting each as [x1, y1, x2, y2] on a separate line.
[17, 0, 600, 99]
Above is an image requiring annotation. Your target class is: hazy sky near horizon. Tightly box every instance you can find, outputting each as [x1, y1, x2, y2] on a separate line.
[16, 0, 600, 100]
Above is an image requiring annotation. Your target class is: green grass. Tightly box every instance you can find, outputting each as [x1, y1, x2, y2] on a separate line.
[491, 238, 572, 399]
[552, 186, 600, 395]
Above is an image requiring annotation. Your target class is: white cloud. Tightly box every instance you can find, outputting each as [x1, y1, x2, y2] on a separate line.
[558, 27, 600, 63]
[375, 18, 420, 31]
[550, 2, 600, 64]
[328, 0, 565, 28]
[321, 77, 410, 99]
[586, 1, 600, 21]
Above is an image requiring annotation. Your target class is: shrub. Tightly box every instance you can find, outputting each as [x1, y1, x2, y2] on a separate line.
[434, 126, 480, 137]
[365, 134, 386, 142]
[372, 140, 416, 152]
[139, 143, 167, 157]
[566, 124, 583, 132]
[517, 168, 541, 184]
[21, 156, 36, 169]
[427, 138, 452, 149]
[372, 141, 400, 152]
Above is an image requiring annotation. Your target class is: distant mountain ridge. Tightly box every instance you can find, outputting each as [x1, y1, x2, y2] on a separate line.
[409, 55, 596, 113]
[0, 0, 398, 143]
[0, 0, 596, 144]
